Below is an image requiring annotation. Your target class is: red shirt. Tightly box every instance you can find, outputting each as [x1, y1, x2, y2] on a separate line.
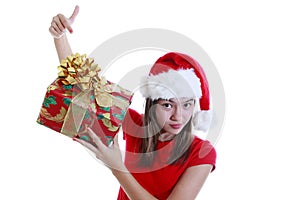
[117, 109, 216, 200]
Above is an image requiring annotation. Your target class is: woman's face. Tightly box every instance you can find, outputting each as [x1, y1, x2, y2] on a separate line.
[154, 98, 195, 135]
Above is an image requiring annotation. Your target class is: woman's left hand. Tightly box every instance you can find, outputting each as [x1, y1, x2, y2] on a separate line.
[73, 128, 126, 172]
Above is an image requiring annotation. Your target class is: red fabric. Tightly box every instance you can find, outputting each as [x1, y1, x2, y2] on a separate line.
[117, 109, 216, 200]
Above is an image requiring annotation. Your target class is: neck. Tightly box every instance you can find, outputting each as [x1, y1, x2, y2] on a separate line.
[158, 132, 175, 142]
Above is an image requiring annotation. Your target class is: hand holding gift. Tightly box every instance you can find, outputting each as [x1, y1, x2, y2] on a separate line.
[73, 128, 126, 172]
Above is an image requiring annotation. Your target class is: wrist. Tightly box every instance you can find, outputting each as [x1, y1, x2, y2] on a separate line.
[111, 165, 129, 176]
[53, 33, 66, 41]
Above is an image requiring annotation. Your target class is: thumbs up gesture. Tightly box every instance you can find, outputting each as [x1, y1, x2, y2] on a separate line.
[49, 5, 79, 38]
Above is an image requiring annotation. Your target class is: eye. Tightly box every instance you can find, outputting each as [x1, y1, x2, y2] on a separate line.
[162, 103, 172, 109]
[183, 103, 191, 108]
[183, 101, 194, 109]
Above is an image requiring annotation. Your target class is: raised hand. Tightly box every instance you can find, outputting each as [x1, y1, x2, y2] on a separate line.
[49, 5, 79, 38]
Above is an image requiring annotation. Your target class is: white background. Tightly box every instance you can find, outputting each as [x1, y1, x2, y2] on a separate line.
[1, 0, 300, 199]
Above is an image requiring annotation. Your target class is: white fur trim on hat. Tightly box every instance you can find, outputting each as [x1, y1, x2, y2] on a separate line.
[193, 110, 212, 131]
[140, 69, 202, 100]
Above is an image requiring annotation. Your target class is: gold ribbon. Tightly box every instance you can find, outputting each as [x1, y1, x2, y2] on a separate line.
[58, 53, 132, 138]
[58, 53, 101, 89]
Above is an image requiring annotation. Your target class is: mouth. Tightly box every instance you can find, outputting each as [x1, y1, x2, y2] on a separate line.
[169, 124, 182, 129]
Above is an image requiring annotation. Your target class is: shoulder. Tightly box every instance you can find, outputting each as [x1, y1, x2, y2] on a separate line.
[123, 108, 143, 126]
[122, 108, 144, 139]
[187, 135, 217, 171]
[191, 136, 216, 157]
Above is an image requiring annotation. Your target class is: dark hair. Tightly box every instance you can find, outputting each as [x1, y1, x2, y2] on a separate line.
[139, 98, 194, 167]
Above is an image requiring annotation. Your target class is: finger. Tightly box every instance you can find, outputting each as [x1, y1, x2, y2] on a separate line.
[73, 137, 98, 154]
[57, 14, 73, 33]
[87, 128, 106, 149]
[49, 26, 63, 39]
[53, 16, 65, 33]
[113, 134, 119, 148]
[51, 21, 64, 35]
[69, 5, 79, 23]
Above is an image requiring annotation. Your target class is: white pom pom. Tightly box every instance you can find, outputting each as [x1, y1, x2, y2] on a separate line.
[193, 110, 213, 131]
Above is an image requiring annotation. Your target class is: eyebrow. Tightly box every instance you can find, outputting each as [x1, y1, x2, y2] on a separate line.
[168, 99, 194, 103]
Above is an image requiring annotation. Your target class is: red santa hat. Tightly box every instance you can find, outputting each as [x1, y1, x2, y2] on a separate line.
[140, 52, 212, 131]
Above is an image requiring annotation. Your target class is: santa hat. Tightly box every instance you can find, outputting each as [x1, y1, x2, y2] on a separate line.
[140, 52, 212, 131]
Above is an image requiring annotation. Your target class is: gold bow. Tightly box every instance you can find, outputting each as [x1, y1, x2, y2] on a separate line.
[58, 53, 131, 138]
[58, 53, 101, 90]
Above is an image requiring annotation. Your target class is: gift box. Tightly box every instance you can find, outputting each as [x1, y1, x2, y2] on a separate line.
[37, 53, 133, 146]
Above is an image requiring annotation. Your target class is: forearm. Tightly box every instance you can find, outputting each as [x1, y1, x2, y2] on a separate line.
[54, 34, 72, 62]
[112, 169, 158, 200]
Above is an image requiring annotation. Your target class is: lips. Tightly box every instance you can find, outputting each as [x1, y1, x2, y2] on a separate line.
[170, 124, 182, 129]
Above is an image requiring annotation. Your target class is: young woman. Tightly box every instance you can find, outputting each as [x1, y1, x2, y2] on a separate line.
[49, 5, 216, 200]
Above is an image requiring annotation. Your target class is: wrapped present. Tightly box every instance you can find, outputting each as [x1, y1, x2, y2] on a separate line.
[37, 53, 133, 146]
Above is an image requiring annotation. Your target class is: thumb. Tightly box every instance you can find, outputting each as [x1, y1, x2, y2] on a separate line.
[113, 134, 119, 147]
[69, 5, 79, 23]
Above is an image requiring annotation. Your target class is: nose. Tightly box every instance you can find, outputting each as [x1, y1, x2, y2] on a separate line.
[170, 106, 182, 121]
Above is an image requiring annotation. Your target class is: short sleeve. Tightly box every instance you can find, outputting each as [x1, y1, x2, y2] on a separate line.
[187, 138, 217, 172]
[122, 108, 144, 140]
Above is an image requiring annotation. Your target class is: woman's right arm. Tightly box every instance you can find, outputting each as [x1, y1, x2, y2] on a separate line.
[49, 5, 79, 62]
